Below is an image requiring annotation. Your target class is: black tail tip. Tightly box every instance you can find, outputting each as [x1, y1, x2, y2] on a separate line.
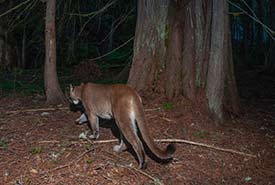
[167, 143, 176, 155]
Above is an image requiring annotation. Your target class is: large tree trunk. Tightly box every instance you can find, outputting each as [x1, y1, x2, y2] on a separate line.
[128, 0, 169, 93]
[44, 0, 66, 104]
[206, 0, 240, 121]
[128, 0, 239, 123]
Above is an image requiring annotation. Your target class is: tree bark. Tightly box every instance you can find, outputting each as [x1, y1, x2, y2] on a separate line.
[268, 0, 275, 72]
[44, 0, 66, 104]
[128, 0, 239, 123]
[128, 0, 169, 93]
[0, 26, 13, 71]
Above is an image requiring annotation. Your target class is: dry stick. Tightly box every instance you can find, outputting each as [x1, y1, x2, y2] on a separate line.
[119, 164, 163, 185]
[40, 148, 94, 175]
[39, 139, 118, 145]
[38, 138, 256, 158]
[102, 158, 161, 184]
[6, 107, 69, 114]
[155, 139, 257, 158]
[5, 107, 160, 114]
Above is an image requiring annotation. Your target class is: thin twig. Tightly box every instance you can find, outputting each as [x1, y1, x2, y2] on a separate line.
[5, 106, 160, 114]
[38, 138, 256, 158]
[0, 0, 32, 18]
[227, 0, 275, 40]
[160, 117, 175, 122]
[155, 139, 257, 158]
[104, 160, 162, 184]
[6, 107, 69, 114]
[38, 139, 118, 145]
[69, 0, 118, 17]
[121, 164, 163, 185]
[88, 36, 134, 61]
[76, 0, 119, 36]
[144, 107, 161, 112]
[40, 148, 94, 175]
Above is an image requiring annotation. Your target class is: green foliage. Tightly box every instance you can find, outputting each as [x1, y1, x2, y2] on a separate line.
[192, 130, 210, 139]
[105, 49, 130, 62]
[0, 69, 44, 96]
[164, 24, 170, 48]
[86, 159, 93, 164]
[84, 144, 93, 150]
[1, 139, 7, 150]
[31, 146, 42, 155]
[162, 102, 173, 110]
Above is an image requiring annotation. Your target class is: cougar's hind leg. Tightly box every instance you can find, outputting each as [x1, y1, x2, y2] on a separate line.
[116, 115, 147, 169]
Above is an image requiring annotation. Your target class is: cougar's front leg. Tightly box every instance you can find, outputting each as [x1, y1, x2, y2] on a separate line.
[87, 113, 99, 139]
[75, 113, 88, 124]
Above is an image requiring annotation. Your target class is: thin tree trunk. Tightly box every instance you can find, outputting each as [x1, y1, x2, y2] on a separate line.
[21, 25, 26, 69]
[268, 1, 275, 72]
[44, 0, 66, 104]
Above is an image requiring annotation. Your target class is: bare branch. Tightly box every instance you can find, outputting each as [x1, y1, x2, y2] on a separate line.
[38, 138, 257, 158]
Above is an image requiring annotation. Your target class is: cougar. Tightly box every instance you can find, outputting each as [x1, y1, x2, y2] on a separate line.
[69, 83, 176, 169]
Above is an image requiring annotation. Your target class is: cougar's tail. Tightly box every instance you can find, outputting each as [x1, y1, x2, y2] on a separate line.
[134, 101, 176, 160]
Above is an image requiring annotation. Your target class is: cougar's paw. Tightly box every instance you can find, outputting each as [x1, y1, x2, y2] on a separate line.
[113, 145, 122, 153]
[89, 133, 99, 140]
[113, 142, 127, 153]
[138, 161, 147, 170]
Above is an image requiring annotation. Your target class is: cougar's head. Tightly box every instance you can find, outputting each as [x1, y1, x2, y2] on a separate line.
[69, 83, 83, 105]
[69, 83, 85, 113]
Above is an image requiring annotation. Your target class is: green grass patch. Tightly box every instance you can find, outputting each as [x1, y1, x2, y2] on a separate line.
[86, 159, 93, 164]
[1, 139, 7, 150]
[192, 130, 210, 139]
[162, 102, 173, 110]
[31, 146, 43, 155]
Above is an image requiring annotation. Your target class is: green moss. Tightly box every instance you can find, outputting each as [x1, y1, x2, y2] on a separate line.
[164, 24, 170, 48]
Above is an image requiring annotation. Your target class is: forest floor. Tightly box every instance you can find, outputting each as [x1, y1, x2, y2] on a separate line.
[0, 73, 275, 185]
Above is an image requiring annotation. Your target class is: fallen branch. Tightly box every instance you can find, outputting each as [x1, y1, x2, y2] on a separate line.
[6, 107, 69, 114]
[144, 107, 161, 112]
[6, 107, 159, 115]
[103, 160, 162, 184]
[38, 138, 256, 158]
[120, 164, 163, 185]
[155, 139, 257, 158]
[40, 148, 94, 175]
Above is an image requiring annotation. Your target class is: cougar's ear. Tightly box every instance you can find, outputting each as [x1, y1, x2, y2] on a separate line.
[69, 84, 73, 92]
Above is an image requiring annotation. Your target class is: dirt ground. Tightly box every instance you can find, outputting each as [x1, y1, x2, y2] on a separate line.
[0, 76, 275, 184]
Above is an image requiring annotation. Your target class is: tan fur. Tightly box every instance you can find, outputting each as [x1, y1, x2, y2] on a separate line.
[70, 83, 175, 169]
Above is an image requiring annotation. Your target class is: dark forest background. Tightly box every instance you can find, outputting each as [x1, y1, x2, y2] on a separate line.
[0, 0, 136, 95]
[0, 0, 274, 96]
